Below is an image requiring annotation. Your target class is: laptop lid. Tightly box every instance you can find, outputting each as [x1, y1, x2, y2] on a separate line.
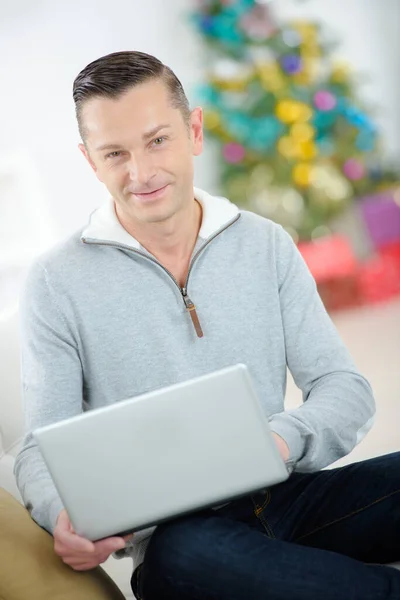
[33, 363, 289, 540]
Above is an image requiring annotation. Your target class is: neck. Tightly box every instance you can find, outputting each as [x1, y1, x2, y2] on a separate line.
[115, 197, 202, 267]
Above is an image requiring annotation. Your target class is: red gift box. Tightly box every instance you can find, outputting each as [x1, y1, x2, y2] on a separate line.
[358, 250, 400, 304]
[298, 235, 358, 284]
[298, 235, 361, 311]
[379, 241, 400, 270]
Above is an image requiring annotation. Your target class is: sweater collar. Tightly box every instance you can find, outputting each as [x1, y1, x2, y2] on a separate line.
[81, 187, 240, 249]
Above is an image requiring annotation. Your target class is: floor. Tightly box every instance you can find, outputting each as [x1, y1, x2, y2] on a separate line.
[103, 297, 400, 598]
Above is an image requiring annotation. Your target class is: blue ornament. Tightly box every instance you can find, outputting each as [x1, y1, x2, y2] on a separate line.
[199, 15, 214, 34]
[225, 112, 252, 142]
[259, 116, 284, 140]
[280, 54, 303, 75]
[248, 117, 283, 151]
[343, 105, 375, 131]
[213, 14, 243, 43]
[195, 84, 219, 106]
[313, 110, 337, 131]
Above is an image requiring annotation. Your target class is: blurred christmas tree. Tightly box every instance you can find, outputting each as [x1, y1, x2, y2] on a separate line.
[192, 0, 399, 241]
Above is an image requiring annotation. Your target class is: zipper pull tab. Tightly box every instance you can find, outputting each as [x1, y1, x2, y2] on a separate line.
[182, 288, 204, 338]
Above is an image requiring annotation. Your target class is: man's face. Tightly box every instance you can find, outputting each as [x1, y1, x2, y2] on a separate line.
[79, 79, 203, 226]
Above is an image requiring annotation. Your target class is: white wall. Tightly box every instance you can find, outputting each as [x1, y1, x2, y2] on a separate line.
[0, 0, 218, 240]
[0, 0, 399, 240]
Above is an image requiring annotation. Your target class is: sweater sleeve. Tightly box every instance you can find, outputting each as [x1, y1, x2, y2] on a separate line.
[14, 261, 84, 534]
[268, 226, 375, 472]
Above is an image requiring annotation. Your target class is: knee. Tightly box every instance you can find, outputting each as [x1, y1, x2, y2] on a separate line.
[139, 513, 223, 598]
[145, 513, 214, 573]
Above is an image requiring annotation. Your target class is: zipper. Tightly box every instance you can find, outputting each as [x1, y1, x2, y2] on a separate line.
[82, 213, 241, 337]
[181, 287, 203, 338]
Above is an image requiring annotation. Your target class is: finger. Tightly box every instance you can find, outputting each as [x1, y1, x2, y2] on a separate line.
[62, 548, 110, 562]
[93, 537, 126, 555]
[70, 562, 97, 571]
[55, 529, 95, 554]
[123, 533, 134, 543]
[62, 554, 99, 565]
[59, 551, 100, 563]
[56, 510, 72, 532]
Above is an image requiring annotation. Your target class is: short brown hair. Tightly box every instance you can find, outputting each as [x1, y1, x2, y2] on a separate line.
[73, 51, 191, 141]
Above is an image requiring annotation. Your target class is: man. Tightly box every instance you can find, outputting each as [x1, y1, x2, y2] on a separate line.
[15, 51, 400, 599]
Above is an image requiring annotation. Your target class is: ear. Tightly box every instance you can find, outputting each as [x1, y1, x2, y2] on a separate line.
[190, 107, 203, 157]
[78, 143, 103, 182]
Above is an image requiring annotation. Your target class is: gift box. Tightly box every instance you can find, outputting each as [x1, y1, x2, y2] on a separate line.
[379, 241, 400, 271]
[298, 235, 358, 284]
[359, 189, 400, 249]
[358, 250, 400, 304]
[298, 235, 361, 312]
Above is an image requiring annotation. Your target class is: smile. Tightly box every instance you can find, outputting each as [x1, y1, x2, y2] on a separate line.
[133, 185, 169, 202]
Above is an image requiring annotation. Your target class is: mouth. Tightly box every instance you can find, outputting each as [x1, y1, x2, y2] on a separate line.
[133, 184, 170, 202]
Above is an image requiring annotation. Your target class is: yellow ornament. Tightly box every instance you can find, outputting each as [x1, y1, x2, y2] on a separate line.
[293, 163, 313, 187]
[300, 42, 321, 59]
[331, 62, 351, 84]
[292, 21, 318, 43]
[258, 63, 285, 92]
[298, 140, 318, 161]
[275, 100, 295, 123]
[297, 104, 313, 122]
[290, 123, 315, 142]
[278, 136, 298, 159]
[276, 100, 312, 124]
[293, 71, 311, 86]
[210, 77, 248, 92]
[203, 110, 221, 131]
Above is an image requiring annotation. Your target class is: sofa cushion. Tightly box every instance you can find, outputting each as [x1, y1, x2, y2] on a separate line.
[0, 487, 126, 600]
[0, 453, 21, 500]
[0, 309, 24, 455]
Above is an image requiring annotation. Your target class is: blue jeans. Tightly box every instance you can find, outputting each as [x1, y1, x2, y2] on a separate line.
[131, 452, 400, 599]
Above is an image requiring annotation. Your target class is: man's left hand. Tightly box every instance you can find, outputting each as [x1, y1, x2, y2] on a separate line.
[272, 432, 290, 463]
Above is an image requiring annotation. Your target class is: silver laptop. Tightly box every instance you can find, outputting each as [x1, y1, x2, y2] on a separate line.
[33, 363, 289, 541]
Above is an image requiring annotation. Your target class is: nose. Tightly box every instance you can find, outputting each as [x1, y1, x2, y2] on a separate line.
[127, 153, 157, 189]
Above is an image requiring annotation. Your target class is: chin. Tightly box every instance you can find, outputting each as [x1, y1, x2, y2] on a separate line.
[140, 207, 178, 224]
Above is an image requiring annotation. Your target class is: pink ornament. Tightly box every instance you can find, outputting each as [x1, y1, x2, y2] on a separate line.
[314, 90, 337, 112]
[343, 159, 365, 181]
[240, 6, 275, 41]
[223, 142, 246, 164]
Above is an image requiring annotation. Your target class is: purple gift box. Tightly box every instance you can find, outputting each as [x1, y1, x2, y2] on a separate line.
[359, 190, 400, 249]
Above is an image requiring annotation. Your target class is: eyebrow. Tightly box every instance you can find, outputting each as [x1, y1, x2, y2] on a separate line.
[95, 125, 171, 152]
[143, 124, 171, 141]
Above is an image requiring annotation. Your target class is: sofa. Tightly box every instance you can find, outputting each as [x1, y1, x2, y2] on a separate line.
[0, 309, 134, 599]
[1, 307, 399, 600]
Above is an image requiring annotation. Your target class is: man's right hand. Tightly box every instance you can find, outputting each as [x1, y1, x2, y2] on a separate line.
[54, 509, 131, 571]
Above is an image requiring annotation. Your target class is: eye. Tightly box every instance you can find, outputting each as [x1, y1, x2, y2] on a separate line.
[105, 151, 122, 159]
[153, 136, 166, 146]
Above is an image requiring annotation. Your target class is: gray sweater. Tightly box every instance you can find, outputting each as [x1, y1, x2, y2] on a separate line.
[14, 188, 375, 565]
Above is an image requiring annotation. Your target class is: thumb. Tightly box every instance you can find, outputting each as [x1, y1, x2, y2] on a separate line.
[56, 509, 72, 532]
